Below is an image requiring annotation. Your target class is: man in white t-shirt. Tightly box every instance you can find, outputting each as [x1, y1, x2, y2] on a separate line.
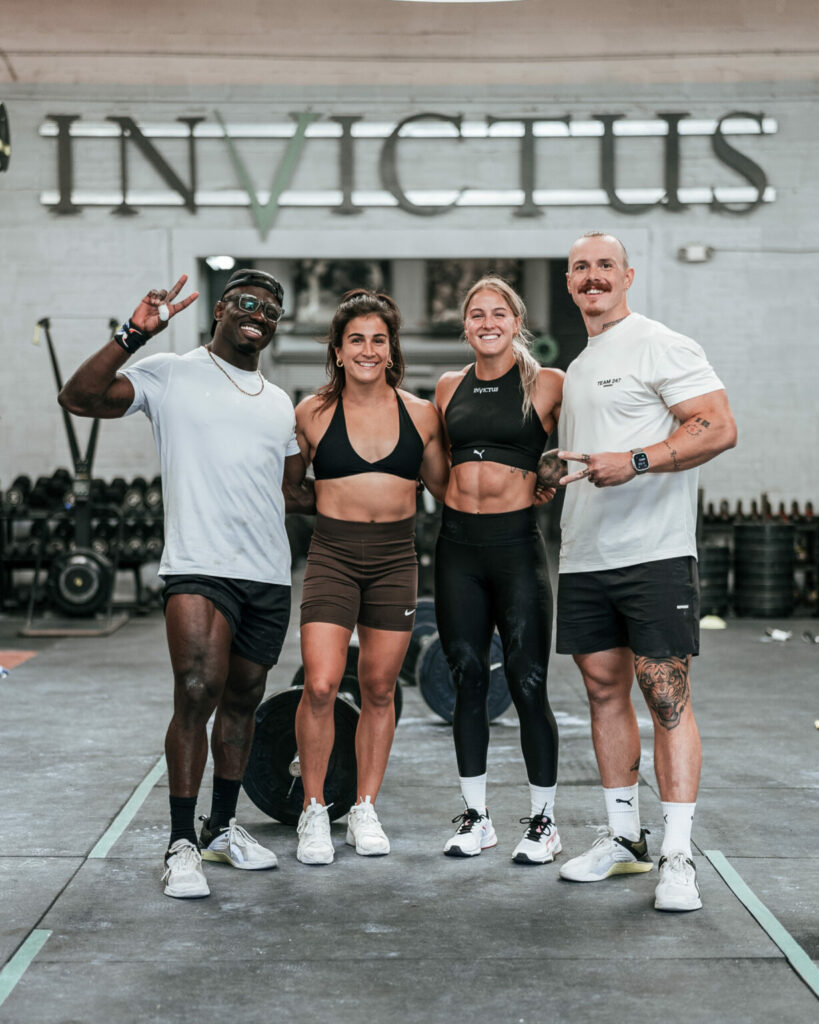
[59, 269, 307, 899]
[554, 232, 737, 912]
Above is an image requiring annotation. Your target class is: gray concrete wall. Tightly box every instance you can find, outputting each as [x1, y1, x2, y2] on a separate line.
[1, 82, 817, 504]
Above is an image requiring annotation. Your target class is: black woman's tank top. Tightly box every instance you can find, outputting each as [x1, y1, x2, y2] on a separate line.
[444, 363, 548, 472]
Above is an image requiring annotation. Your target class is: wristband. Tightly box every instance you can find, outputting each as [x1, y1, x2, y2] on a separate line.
[113, 320, 148, 355]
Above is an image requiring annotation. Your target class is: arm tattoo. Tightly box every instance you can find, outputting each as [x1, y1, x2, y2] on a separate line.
[663, 439, 680, 471]
[684, 415, 711, 438]
[634, 655, 691, 730]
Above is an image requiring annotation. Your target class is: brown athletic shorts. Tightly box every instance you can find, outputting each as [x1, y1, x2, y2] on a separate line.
[300, 513, 418, 632]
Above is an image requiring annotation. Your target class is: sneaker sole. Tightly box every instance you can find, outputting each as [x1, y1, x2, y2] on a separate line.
[655, 891, 702, 912]
[513, 839, 562, 865]
[560, 860, 654, 882]
[345, 830, 390, 855]
[163, 884, 210, 899]
[444, 835, 497, 858]
[200, 850, 277, 870]
[655, 898, 703, 912]
[297, 851, 334, 865]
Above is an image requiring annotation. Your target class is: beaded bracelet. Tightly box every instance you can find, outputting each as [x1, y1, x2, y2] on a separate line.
[113, 320, 149, 355]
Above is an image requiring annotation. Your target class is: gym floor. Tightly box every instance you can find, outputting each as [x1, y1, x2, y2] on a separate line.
[1, 566, 817, 1024]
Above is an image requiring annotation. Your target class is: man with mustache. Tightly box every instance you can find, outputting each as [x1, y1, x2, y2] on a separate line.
[59, 269, 307, 899]
[555, 232, 737, 911]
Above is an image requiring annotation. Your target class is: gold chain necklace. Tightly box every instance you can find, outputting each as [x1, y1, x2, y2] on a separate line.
[206, 345, 265, 397]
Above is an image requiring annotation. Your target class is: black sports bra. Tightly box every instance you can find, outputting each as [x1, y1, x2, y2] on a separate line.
[444, 363, 548, 472]
[312, 391, 424, 481]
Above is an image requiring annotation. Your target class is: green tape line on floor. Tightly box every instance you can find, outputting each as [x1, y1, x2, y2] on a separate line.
[0, 930, 52, 1007]
[88, 755, 167, 859]
[705, 849, 819, 998]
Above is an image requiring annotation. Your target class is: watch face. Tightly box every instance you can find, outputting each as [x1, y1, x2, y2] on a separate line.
[633, 452, 649, 473]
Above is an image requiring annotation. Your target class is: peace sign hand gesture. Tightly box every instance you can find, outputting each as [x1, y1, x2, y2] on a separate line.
[130, 274, 199, 337]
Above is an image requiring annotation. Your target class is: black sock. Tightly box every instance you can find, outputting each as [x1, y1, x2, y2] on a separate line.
[208, 776, 242, 832]
[168, 795, 198, 850]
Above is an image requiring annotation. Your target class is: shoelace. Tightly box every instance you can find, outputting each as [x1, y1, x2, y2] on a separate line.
[451, 809, 483, 834]
[162, 841, 200, 880]
[660, 851, 693, 875]
[298, 803, 333, 836]
[519, 813, 555, 843]
[221, 820, 259, 848]
[352, 802, 379, 826]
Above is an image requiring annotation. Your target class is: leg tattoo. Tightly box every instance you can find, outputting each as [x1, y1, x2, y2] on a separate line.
[634, 655, 691, 731]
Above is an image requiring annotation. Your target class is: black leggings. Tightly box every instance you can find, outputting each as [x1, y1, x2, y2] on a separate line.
[434, 505, 558, 786]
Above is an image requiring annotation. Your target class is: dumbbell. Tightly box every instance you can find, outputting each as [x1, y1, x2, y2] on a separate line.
[144, 476, 163, 513]
[4, 475, 32, 510]
[123, 476, 148, 512]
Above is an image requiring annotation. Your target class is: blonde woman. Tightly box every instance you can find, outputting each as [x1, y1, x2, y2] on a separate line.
[435, 276, 564, 863]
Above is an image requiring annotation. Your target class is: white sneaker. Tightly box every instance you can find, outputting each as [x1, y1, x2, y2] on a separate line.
[512, 813, 562, 864]
[162, 839, 210, 899]
[297, 798, 334, 865]
[655, 851, 702, 911]
[559, 825, 653, 882]
[346, 797, 390, 856]
[443, 807, 497, 858]
[199, 817, 277, 870]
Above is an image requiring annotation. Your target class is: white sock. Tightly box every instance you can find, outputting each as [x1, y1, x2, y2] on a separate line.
[529, 784, 557, 821]
[459, 774, 487, 813]
[660, 802, 696, 858]
[603, 784, 641, 841]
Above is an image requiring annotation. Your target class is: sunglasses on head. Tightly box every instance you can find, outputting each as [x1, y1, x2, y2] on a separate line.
[228, 293, 284, 323]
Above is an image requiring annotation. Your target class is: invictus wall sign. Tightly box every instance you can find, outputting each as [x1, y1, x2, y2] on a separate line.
[38, 109, 775, 239]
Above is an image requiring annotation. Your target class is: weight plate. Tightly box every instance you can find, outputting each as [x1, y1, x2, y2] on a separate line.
[242, 688, 359, 825]
[416, 632, 511, 723]
[49, 549, 112, 617]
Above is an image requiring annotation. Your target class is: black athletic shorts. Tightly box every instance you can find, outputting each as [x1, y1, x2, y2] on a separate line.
[556, 556, 700, 658]
[162, 575, 291, 667]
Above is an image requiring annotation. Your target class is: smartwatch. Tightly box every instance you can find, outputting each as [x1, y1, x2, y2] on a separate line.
[631, 448, 650, 474]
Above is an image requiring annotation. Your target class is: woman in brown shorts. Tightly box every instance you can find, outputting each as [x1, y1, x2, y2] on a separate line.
[292, 289, 449, 865]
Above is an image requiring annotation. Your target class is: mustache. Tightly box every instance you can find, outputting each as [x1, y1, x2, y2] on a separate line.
[580, 281, 611, 293]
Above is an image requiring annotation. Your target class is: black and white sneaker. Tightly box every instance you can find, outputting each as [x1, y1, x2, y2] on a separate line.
[512, 813, 562, 864]
[443, 807, 497, 857]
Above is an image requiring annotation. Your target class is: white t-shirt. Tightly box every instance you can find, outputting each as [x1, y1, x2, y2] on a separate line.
[558, 312, 724, 573]
[121, 346, 300, 584]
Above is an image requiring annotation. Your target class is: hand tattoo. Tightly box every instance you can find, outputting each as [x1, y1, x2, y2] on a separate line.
[536, 449, 568, 489]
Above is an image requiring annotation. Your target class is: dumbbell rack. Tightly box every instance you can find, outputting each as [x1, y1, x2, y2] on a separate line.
[2, 504, 129, 637]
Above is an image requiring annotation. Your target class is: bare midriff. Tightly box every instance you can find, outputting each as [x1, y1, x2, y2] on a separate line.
[444, 461, 535, 515]
[315, 473, 419, 523]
